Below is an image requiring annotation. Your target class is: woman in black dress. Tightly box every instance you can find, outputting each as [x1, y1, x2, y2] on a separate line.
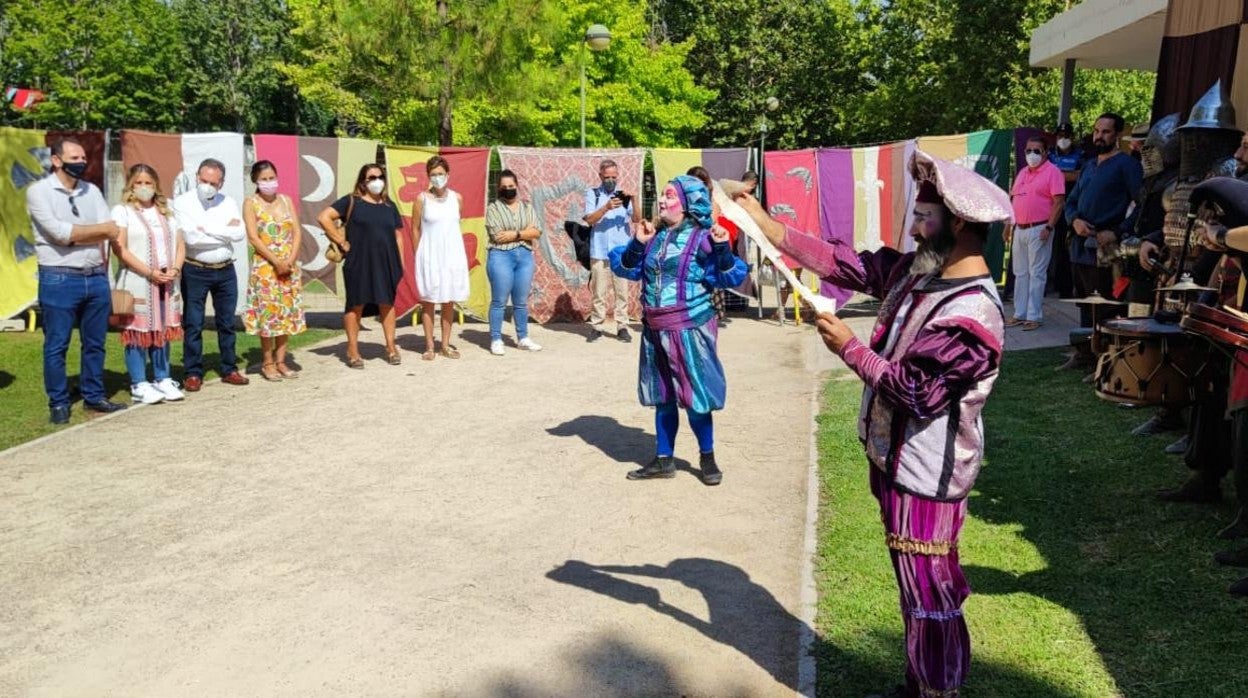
[317, 163, 406, 368]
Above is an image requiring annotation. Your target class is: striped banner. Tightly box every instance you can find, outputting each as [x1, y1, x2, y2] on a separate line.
[121, 130, 248, 300]
[383, 146, 491, 319]
[652, 148, 751, 190]
[252, 135, 379, 293]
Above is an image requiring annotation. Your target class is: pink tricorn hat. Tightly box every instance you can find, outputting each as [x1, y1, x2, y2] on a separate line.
[909, 149, 1014, 225]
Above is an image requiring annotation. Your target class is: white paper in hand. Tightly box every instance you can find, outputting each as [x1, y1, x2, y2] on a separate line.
[712, 181, 838, 316]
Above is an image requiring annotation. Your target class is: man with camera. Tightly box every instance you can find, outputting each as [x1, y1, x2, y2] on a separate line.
[583, 159, 642, 342]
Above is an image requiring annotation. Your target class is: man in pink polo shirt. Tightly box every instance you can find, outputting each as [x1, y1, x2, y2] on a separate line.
[1006, 136, 1067, 329]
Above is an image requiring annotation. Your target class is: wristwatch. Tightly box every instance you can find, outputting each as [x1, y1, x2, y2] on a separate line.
[1216, 226, 1228, 247]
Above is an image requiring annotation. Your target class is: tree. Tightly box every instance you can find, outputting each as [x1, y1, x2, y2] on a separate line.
[171, 0, 309, 134]
[0, 0, 188, 130]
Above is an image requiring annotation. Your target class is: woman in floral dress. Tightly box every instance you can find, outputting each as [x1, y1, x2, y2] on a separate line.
[243, 160, 306, 381]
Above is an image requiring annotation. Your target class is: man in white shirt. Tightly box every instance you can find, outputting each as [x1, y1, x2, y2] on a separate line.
[173, 158, 249, 391]
[27, 137, 127, 423]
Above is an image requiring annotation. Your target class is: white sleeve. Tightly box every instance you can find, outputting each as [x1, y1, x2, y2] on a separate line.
[111, 204, 128, 229]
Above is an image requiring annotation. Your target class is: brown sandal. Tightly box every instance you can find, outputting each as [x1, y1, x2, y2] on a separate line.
[261, 362, 284, 382]
[277, 362, 300, 378]
[387, 351, 402, 365]
[422, 349, 436, 361]
[440, 346, 461, 359]
[346, 357, 364, 370]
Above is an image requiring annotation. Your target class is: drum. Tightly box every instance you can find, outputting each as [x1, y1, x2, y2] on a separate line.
[1094, 318, 1215, 406]
[1181, 303, 1248, 351]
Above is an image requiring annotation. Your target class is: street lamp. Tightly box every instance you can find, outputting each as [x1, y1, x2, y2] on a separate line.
[580, 23, 612, 148]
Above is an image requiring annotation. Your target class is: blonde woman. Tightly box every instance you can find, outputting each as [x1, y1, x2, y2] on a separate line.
[243, 160, 306, 381]
[110, 164, 185, 405]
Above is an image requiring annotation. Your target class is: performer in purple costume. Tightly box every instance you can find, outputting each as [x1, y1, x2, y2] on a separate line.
[610, 175, 747, 485]
[736, 151, 1010, 697]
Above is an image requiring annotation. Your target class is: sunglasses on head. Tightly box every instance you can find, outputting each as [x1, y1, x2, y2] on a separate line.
[1025, 148, 1044, 155]
[366, 174, 385, 182]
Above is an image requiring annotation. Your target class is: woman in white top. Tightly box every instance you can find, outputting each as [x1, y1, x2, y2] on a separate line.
[110, 164, 186, 405]
[412, 155, 470, 360]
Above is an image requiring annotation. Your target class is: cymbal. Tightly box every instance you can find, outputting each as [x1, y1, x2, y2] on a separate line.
[1060, 292, 1126, 306]
[1157, 279, 1216, 292]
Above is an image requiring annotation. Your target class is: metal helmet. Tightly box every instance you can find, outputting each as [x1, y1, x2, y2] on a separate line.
[1141, 113, 1181, 177]
[1178, 80, 1241, 133]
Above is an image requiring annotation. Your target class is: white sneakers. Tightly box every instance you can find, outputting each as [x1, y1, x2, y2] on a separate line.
[131, 379, 185, 405]
[154, 378, 184, 401]
[491, 338, 543, 355]
[130, 382, 165, 405]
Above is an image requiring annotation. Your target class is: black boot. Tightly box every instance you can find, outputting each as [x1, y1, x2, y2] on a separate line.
[627, 456, 675, 480]
[1156, 475, 1222, 503]
[1217, 508, 1248, 540]
[1213, 546, 1248, 568]
[699, 451, 722, 486]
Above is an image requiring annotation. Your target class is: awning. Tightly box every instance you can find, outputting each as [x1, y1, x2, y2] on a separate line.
[1029, 0, 1169, 70]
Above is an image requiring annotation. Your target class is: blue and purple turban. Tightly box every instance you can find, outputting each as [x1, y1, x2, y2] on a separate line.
[668, 174, 715, 229]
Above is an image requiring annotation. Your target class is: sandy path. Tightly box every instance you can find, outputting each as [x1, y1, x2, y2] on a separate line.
[0, 318, 818, 696]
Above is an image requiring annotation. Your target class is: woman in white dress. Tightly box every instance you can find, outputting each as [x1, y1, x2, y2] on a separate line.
[412, 155, 470, 360]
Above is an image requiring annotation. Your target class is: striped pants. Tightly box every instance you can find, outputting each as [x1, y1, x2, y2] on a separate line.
[871, 466, 970, 698]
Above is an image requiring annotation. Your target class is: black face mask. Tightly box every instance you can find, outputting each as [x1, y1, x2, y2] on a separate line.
[61, 161, 89, 179]
[499, 187, 517, 201]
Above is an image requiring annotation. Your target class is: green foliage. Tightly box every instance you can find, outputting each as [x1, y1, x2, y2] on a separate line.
[0, 0, 188, 130]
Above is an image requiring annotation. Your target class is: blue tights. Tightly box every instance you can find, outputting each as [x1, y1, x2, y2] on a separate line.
[655, 403, 714, 457]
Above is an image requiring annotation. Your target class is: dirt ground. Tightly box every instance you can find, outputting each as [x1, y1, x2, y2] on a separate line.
[0, 315, 821, 697]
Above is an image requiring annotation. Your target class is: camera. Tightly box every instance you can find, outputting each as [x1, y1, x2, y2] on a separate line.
[613, 190, 632, 207]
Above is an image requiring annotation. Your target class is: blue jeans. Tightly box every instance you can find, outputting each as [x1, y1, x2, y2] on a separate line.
[180, 263, 238, 378]
[486, 247, 535, 341]
[38, 267, 110, 407]
[124, 343, 172, 385]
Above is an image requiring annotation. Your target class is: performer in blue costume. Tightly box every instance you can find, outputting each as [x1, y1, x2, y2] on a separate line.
[610, 175, 748, 485]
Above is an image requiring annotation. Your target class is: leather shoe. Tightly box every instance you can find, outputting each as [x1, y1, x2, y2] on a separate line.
[184, 375, 203, 392]
[617, 327, 633, 343]
[84, 399, 127, 414]
[587, 329, 604, 343]
[49, 405, 70, 424]
[221, 372, 250, 386]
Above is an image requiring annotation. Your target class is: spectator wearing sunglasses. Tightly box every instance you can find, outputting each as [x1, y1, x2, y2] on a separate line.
[26, 137, 126, 424]
[1006, 136, 1066, 330]
[316, 163, 405, 368]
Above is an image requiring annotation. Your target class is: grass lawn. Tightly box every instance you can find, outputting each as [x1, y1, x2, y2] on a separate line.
[0, 326, 338, 451]
[814, 347, 1248, 697]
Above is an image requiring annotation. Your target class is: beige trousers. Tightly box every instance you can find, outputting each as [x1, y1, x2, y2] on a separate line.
[589, 258, 631, 333]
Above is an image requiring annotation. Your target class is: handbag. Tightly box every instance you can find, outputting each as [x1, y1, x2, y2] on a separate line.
[111, 288, 135, 315]
[326, 196, 356, 263]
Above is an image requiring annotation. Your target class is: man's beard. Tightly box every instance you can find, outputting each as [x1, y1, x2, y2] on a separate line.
[910, 228, 957, 276]
[1094, 140, 1115, 154]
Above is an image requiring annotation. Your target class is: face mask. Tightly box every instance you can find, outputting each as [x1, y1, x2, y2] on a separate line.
[430, 174, 448, 190]
[1025, 153, 1044, 168]
[197, 182, 219, 201]
[61, 161, 88, 179]
[133, 185, 155, 202]
[499, 187, 517, 201]
[1056, 138, 1072, 151]
[257, 180, 279, 196]
[366, 179, 386, 195]
[601, 178, 617, 193]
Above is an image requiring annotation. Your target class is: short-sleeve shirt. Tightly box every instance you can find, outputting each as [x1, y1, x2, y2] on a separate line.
[1048, 151, 1084, 173]
[330, 195, 403, 243]
[112, 204, 172, 268]
[1010, 161, 1066, 225]
[584, 186, 634, 259]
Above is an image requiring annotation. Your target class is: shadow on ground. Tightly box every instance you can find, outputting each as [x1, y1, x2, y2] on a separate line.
[545, 414, 705, 479]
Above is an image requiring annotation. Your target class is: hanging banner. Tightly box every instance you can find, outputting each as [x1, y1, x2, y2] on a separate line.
[121, 130, 248, 299]
[383, 145, 491, 319]
[763, 149, 822, 272]
[496, 147, 646, 323]
[0, 128, 109, 320]
[652, 148, 751, 189]
[252, 135, 379, 293]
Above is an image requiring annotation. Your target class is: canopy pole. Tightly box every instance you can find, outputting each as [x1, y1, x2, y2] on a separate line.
[1058, 58, 1076, 125]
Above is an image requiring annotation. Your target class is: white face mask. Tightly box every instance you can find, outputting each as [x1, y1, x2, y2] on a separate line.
[197, 182, 219, 201]
[366, 179, 386, 195]
[1056, 138, 1072, 151]
[133, 185, 155, 202]
[430, 174, 449, 190]
[1025, 153, 1044, 168]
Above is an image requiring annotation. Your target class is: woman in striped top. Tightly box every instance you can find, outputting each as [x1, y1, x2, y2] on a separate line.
[485, 169, 543, 355]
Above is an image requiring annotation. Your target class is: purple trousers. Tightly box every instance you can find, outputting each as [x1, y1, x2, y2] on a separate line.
[871, 466, 970, 698]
